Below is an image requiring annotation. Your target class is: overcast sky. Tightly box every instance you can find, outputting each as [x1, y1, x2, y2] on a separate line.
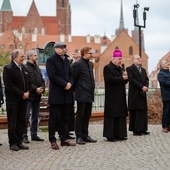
[0, 0, 169, 73]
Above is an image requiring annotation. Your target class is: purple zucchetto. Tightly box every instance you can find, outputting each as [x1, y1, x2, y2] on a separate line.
[112, 49, 122, 58]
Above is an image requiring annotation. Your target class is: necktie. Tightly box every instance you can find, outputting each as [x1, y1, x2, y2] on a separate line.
[138, 66, 141, 73]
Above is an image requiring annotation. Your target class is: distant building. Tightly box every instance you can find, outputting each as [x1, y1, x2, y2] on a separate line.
[0, 0, 149, 87]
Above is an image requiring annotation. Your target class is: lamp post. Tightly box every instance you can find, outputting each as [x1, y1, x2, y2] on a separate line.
[133, 3, 149, 58]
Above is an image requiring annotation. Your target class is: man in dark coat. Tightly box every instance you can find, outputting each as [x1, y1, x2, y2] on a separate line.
[22, 50, 45, 143]
[157, 60, 170, 133]
[126, 54, 150, 136]
[103, 49, 128, 142]
[0, 77, 4, 146]
[46, 42, 76, 150]
[72, 46, 97, 145]
[3, 49, 30, 151]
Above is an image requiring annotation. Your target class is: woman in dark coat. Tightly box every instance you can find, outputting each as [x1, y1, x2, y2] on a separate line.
[103, 49, 128, 141]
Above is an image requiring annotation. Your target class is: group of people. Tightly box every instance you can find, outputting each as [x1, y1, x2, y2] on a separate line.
[0, 42, 169, 151]
[103, 50, 150, 142]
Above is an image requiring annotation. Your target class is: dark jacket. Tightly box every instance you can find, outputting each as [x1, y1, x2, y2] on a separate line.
[157, 68, 170, 101]
[3, 61, 31, 102]
[126, 64, 149, 110]
[72, 57, 95, 103]
[46, 52, 73, 104]
[103, 62, 128, 117]
[26, 61, 45, 101]
[0, 77, 4, 107]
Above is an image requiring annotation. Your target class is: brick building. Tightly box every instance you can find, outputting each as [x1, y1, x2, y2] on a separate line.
[0, 0, 149, 87]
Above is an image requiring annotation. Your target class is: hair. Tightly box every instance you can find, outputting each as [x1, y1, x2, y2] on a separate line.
[11, 49, 20, 60]
[26, 50, 36, 60]
[80, 46, 92, 57]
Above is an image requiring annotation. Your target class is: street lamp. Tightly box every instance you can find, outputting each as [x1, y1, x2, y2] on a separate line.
[133, 3, 149, 58]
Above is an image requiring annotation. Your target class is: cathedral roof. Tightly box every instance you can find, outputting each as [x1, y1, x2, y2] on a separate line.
[0, 0, 12, 12]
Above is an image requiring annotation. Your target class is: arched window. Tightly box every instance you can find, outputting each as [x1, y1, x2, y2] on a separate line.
[22, 27, 25, 34]
[9, 44, 14, 49]
[18, 44, 23, 49]
[62, 0, 64, 7]
[34, 27, 38, 34]
[1, 44, 5, 49]
[129, 46, 133, 55]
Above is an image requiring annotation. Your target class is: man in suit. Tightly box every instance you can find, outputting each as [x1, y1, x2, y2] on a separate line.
[72, 46, 97, 145]
[0, 77, 4, 146]
[3, 49, 30, 151]
[46, 42, 76, 150]
[126, 54, 150, 136]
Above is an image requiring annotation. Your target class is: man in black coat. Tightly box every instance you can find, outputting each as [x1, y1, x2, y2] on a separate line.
[126, 54, 150, 136]
[22, 50, 45, 143]
[46, 42, 76, 150]
[3, 49, 30, 151]
[0, 77, 4, 146]
[103, 49, 128, 141]
[72, 46, 97, 145]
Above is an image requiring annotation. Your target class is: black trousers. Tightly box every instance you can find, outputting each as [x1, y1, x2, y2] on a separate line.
[6, 101, 27, 146]
[48, 104, 70, 142]
[129, 110, 148, 132]
[75, 102, 92, 138]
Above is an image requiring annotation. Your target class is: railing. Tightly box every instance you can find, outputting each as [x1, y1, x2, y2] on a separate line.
[0, 88, 161, 115]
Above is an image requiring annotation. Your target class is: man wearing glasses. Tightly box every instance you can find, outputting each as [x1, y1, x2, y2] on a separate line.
[72, 46, 97, 145]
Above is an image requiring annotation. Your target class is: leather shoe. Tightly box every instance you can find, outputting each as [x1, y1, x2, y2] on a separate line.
[67, 135, 75, 139]
[76, 137, 85, 145]
[61, 140, 76, 146]
[133, 131, 142, 136]
[31, 136, 44, 141]
[142, 131, 150, 135]
[23, 137, 30, 144]
[10, 144, 19, 151]
[0, 143, 2, 146]
[83, 136, 97, 143]
[107, 138, 116, 142]
[17, 143, 29, 150]
[51, 142, 59, 150]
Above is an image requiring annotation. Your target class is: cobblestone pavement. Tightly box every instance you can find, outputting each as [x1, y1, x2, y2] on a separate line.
[0, 122, 170, 170]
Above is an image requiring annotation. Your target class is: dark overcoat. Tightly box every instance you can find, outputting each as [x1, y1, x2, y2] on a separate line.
[26, 61, 45, 101]
[104, 62, 128, 117]
[46, 52, 73, 104]
[3, 61, 30, 102]
[126, 64, 149, 110]
[72, 57, 95, 103]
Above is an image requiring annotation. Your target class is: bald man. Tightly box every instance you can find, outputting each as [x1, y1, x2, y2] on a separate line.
[126, 55, 150, 136]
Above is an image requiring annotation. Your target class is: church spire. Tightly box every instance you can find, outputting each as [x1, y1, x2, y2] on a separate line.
[23, 0, 44, 34]
[119, 0, 124, 29]
[115, 0, 128, 35]
[0, 0, 12, 11]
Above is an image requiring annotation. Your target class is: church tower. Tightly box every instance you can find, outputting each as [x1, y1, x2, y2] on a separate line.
[0, 0, 13, 33]
[23, 0, 44, 34]
[115, 0, 128, 35]
[57, 0, 71, 35]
